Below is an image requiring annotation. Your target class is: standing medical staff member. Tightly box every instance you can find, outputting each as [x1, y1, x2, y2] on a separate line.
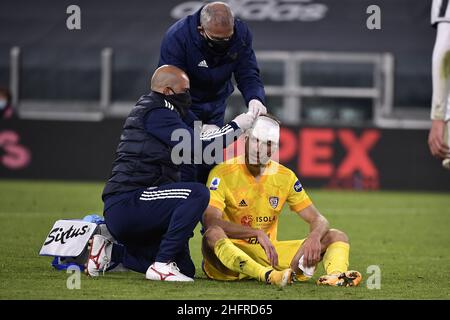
[159, 2, 267, 181]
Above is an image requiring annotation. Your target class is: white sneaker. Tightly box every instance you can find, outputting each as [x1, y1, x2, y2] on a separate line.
[86, 234, 112, 277]
[146, 262, 194, 282]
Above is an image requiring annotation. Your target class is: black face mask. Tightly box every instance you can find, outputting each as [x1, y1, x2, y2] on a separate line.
[165, 88, 192, 117]
[203, 34, 231, 56]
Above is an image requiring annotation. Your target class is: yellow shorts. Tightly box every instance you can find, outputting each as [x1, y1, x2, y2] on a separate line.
[202, 238, 305, 281]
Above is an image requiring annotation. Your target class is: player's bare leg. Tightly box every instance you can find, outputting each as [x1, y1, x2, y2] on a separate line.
[202, 226, 293, 288]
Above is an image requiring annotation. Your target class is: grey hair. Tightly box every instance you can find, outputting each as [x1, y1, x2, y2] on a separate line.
[200, 2, 234, 28]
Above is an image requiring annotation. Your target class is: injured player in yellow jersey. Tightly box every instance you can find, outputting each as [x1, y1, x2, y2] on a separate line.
[201, 114, 362, 288]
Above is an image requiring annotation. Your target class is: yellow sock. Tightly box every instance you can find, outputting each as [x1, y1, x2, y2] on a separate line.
[322, 241, 350, 275]
[214, 238, 271, 282]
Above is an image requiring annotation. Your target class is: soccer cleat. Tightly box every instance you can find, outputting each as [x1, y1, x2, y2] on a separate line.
[86, 234, 112, 277]
[317, 270, 362, 287]
[266, 268, 294, 288]
[146, 262, 194, 282]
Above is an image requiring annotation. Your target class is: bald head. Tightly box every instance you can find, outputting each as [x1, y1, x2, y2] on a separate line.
[199, 2, 234, 38]
[150, 65, 190, 95]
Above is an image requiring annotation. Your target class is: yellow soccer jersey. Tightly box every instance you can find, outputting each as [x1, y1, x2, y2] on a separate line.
[206, 156, 312, 242]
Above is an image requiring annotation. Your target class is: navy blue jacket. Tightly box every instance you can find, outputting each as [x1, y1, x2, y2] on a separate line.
[102, 91, 241, 208]
[158, 8, 265, 122]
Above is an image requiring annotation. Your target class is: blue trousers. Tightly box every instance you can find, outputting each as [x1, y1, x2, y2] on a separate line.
[190, 100, 226, 127]
[104, 182, 209, 277]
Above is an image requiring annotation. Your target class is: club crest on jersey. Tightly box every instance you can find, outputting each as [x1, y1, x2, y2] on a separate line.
[269, 196, 279, 209]
[209, 177, 220, 190]
[294, 180, 303, 192]
[240, 215, 253, 227]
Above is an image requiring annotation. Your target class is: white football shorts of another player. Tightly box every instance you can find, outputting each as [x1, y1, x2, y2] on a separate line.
[432, 0, 450, 25]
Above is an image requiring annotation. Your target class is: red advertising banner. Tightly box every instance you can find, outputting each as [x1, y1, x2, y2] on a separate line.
[1, 120, 449, 191]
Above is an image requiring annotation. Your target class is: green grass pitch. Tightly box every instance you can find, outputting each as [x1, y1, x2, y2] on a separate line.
[0, 180, 449, 300]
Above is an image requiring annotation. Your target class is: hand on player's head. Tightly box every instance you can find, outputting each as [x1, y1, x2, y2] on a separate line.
[248, 99, 267, 118]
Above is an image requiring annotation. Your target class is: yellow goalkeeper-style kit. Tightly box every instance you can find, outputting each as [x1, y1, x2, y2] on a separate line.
[203, 156, 313, 280]
[207, 156, 312, 241]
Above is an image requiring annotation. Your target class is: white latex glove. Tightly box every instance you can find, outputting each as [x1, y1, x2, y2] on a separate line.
[248, 99, 267, 117]
[201, 124, 221, 134]
[200, 124, 221, 138]
[232, 112, 255, 131]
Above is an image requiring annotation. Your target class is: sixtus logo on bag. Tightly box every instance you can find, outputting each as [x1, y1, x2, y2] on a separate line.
[44, 225, 91, 245]
[39, 220, 98, 257]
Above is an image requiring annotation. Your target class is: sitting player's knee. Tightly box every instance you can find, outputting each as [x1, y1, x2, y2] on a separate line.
[203, 225, 226, 248]
[323, 229, 349, 247]
[328, 229, 349, 243]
